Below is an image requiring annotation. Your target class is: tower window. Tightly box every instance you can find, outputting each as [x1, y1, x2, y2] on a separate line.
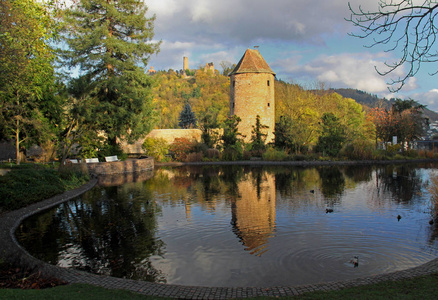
[268, 103, 270, 107]
[267, 80, 270, 86]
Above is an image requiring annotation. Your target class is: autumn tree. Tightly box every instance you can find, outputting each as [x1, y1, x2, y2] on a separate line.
[275, 81, 320, 152]
[348, 0, 438, 91]
[275, 81, 374, 153]
[0, 0, 57, 164]
[368, 98, 428, 149]
[316, 113, 346, 157]
[62, 0, 160, 148]
[368, 107, 394, 147]
[391, 99, 428, 148]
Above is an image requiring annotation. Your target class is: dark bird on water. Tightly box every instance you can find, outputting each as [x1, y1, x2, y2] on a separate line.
[326, 208, 334, 213]
[350, 256, 359, 268]
[397, 215, 402, 221]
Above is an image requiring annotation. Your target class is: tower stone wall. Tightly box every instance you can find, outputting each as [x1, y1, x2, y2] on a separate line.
[229, 49, 275, 143]
[183, 56, 189, 71]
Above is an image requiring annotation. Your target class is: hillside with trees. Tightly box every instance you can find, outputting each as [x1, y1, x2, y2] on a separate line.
[333, 88, 438, 122]
[151, 69, 229, 129]
[151, 71, 376, 156]
[149, 70, 432, 160]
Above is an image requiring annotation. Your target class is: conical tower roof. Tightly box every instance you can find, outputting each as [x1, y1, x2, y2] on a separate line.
[229, 49, 275, 76]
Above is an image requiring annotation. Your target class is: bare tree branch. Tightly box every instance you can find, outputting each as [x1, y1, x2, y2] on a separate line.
[347, 0, 438, 92]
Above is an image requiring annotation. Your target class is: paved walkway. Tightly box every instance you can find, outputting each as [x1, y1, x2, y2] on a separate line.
[1, 177, 438, 299]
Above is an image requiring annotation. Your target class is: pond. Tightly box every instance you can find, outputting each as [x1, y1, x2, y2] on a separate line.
[16, 163, 438, 287]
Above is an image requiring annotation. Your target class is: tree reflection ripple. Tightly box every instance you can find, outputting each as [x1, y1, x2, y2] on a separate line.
[16, 163, 438, 287]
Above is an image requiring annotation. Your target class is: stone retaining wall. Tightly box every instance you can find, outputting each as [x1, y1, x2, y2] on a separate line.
[86, 157, 154, 175]
[97, 170, 154, 187]
[120, 129, 202, 154]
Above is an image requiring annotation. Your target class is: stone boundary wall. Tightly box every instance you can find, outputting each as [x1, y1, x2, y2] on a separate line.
[120, 129, 202, 154]
[86, 157, 154, 175]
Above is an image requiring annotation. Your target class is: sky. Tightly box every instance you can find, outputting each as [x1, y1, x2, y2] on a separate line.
[145, 0, 438, 112]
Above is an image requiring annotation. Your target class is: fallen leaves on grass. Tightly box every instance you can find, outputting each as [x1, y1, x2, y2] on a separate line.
[0, 264, 67, 289]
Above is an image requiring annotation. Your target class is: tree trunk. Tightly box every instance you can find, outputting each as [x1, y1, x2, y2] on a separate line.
[15, 118, 20, 165]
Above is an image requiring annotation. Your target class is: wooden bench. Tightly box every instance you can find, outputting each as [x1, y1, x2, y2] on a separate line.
[85, 158, 99, 163]
[105, 155, 119, 162]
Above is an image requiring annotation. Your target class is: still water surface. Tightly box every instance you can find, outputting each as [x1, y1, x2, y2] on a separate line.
[16, 164, 438, 287]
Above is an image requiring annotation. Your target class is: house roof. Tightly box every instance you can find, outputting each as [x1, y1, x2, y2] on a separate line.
[229, 49, 275, 76]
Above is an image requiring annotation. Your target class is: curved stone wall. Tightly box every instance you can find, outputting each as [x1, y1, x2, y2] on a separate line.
[86, 157, 154, 176]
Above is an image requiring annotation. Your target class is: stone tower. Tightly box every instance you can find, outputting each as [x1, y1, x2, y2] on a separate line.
[229, 49, 275, 143]
[183, 56, 189, 71]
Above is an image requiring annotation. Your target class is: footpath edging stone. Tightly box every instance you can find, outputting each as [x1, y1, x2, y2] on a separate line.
[1, 163, 438, 299]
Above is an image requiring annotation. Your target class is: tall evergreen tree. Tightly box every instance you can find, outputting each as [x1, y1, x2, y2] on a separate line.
[200, 112, 219, 148]
[178, 102, 197, 129]
[63, 0, 160, 146]
[221, 115, 244, 161]
[250, 115, 268, 152]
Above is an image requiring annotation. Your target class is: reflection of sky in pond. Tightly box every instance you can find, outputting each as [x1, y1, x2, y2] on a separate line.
[16, 164, 438, 287]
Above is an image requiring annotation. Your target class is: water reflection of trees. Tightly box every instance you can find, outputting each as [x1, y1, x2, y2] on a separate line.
[376, 164, 423, 204]
[17, 163, 438, 280]
[317, 166, 346, 202]
[343, 165, 373, 183]
[274, 167, 320, 196]
[17, 184, 166, 283]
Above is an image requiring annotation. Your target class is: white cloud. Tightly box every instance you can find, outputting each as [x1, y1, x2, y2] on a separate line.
[146, 0, 179, 17]
[275, 52, 397, 93]
[410, 89, 438, 112]
[147, 0, 364, 45]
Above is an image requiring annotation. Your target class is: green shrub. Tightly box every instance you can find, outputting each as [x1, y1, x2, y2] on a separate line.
[222, 146, 243, 161]
[205, 148, 220, 160]
[186, 152, 203, 162]
[142, 137, 169, 162]
[98, 143, 127, 161]
[262, 147, 288, 161]
[372, 149, 387, 160]
[386, 143, 401, 157]
[58, 164, 90, 183]
[394, 154, 405, 160]
[0, 167, 89, 211]
[0, 169, 64, 210]
[340, 140, 375, 160]
[404, 149, 419, 158]
[418, 150, 435, 159]
[291, 154, 307, 161]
